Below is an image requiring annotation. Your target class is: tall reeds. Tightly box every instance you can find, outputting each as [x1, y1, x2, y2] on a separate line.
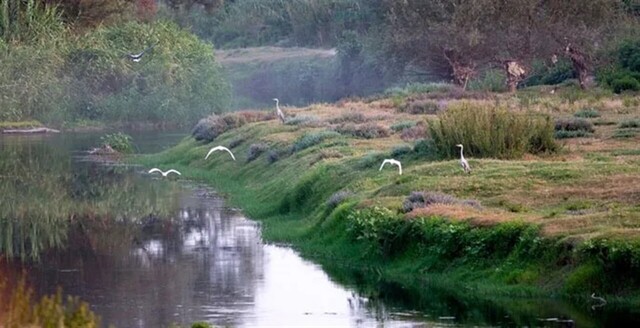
[429, 103, 558, 159]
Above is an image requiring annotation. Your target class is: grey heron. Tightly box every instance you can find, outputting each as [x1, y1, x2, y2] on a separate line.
[273, 98, 286, 123]
[456, 144, 471, 174]
[205, 145, 236, 161]
[148, 168, 181, 177]
[379, 159, 402, 175]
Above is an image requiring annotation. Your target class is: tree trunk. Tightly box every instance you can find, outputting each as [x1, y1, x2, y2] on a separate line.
[505, 60, 526, 93]
[443, 49, 475, 90]
[565, 45, 589, 89]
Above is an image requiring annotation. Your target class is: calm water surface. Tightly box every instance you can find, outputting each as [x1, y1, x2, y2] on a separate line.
[1, 130, 638, 327]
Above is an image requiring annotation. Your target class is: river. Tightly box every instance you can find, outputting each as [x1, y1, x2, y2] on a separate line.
[0, 130, 637, 327]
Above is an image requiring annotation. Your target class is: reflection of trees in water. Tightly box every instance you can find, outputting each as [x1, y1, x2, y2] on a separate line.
[0, 139, 177, 260]
[24, 191, 263, 328]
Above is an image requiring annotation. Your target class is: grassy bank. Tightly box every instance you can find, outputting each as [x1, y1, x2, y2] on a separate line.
[138, 85, 640, 304]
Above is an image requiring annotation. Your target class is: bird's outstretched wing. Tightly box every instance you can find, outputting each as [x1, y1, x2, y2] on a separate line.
[380, 159, 402, 175]
[379, 159, 390, 171]
[205, 146, 236, 160]
[394, 160, 403, 175]
[148, 168, 162, 174]
[127, 42, 158, 61]
[221, 147, 236, 160]
[166, 169, 181, 176]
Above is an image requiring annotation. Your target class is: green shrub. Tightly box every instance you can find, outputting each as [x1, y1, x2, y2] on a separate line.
[391, 145, 412, 158]
[574, 108, 601, 118]
[292, 130, 341, 152]
[618, 39, 640, 72]
[613, 129, 637, 138]
[346, 206, 411, 256]
[413, 139, 438, 159]
[400, 125, 428, 141]
[554, 130, 594, 139]
[555, 118, 595, 132]
[611, 76, 640, 93]
[286, 115, 323, 126]
[328, 112, 368, 124]
[400, 99, 440, 114]
[2, 279, 100, 328]
[192, 111, 273, 142]
[247, 143, 268, 162]
[468, 69, 507, 92]
[326, 190, 353, 209]
[335, 123, 390, 139]
[192, 115, 228, 142]
[100, 132, 134, 154]
[390, 120, 417, 132]
[619, 119, 640, 128]
[356, 151, 386, 169]
[429, 103, 558, 159]
[266, 150, 280, 164]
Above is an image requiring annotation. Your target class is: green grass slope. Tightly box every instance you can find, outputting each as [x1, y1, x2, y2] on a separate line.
[138, 87, 640, 305]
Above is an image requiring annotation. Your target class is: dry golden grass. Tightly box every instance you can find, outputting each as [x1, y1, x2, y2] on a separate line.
[406, 203, 533, 227]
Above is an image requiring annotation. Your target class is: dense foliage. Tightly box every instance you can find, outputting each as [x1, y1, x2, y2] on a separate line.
[0, 2, 229, 124]
[598, 39, 640, 93]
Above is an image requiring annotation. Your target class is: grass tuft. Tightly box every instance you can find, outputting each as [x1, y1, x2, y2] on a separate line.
[429, 103, 558, 159]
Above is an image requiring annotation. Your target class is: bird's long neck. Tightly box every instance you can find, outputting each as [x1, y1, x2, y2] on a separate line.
[275, 100, 280, 111]
[459, 146, 465, 160]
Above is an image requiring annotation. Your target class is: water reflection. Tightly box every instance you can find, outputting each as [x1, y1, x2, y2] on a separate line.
[20, 186, 423, 327]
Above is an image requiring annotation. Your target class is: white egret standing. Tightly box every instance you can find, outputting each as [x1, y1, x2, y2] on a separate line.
[205, 145, 236, 161]
[273, 98, 285, 123]
[456, 144, 471, 174]
[379, 159, 402, 175]
[148, 168, 181, 177]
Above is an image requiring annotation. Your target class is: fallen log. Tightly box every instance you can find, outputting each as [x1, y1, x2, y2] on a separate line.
[2, 127, 60, 134]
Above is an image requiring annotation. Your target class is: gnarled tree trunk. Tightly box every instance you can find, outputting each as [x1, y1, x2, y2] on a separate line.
[504, 60, 526, 93]
[443, 49, 476, 90]
[565, 45, 589, 89]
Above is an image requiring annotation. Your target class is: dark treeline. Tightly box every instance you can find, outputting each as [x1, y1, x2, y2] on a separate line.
[165, 0, 640, 95]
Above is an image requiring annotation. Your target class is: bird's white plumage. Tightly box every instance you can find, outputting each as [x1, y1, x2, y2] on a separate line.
[456, 144, 471, 174]
[273, 98, 285, 123]
[148, 168, 181, 177]
[205, 146, 236, 161]
[127, 43, 157, 62]
[379, 159, 402, 175]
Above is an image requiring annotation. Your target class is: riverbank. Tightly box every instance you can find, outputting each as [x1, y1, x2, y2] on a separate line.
[137, 85, 640, 306]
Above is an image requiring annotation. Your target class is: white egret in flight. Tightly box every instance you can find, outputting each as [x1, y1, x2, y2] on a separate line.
[148, 168, 181, 177]
[128, 43, 157, 62]
[205, 145, 236, 161]
[379, 159, 402, 175]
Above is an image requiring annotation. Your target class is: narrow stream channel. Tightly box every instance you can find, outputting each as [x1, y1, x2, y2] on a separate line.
[1, 131, 638, 327]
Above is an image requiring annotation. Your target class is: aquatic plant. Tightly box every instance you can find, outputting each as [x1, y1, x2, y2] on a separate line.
[101, 132, 134, 154]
